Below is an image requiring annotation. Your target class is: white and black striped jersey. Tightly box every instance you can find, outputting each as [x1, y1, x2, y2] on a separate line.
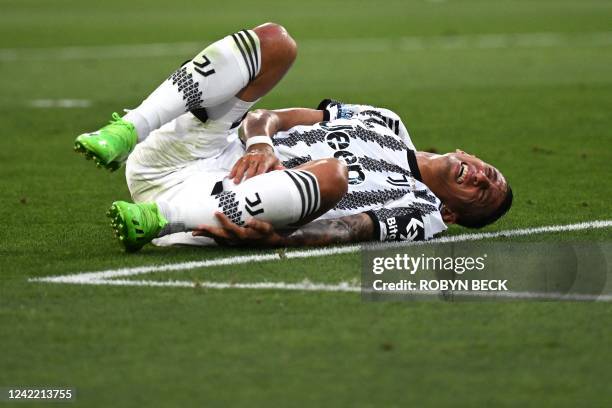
[273, 99, 447, 242]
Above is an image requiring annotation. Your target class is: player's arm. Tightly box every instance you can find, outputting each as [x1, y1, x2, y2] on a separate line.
[193, 211, 375, 247]
[230, 108, 324, 183]
[240, 108, 324, 139]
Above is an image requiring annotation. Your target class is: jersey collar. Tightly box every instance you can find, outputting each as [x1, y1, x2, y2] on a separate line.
[406, 149, 423, 182]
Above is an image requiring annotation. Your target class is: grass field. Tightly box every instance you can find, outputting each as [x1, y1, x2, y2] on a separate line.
[1, 0, 611, 406]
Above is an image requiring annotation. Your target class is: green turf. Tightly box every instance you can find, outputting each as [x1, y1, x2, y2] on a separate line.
[1, 0, 611, 406]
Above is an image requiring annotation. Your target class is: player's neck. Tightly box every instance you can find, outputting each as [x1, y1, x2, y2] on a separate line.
[415, 152, 442, 193]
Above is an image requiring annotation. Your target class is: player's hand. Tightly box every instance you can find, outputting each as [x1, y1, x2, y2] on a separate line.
[229, 145, 284, 184]
[192, 212, 286, 247]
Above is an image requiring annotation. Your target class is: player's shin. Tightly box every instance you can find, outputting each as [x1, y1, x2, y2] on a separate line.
[156, 169, 321, 236]
[124, 30, 261, 141]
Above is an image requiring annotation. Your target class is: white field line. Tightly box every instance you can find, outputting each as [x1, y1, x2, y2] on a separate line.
[3, 32, 612, 62]
[31, 220, 612, 287]
[64, 278, 362, 292]
[367, 219, 612, 249]
[29, 99, 91, 108]
[33, 278, 612, 302]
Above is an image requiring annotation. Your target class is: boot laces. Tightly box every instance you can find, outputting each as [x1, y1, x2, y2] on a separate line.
[110, 112, 134, 131]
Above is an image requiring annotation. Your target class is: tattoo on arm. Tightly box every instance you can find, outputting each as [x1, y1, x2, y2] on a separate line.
[282, 213, 374, 247]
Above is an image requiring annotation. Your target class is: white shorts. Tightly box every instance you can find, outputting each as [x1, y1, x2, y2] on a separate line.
[125, 113, 245, 204]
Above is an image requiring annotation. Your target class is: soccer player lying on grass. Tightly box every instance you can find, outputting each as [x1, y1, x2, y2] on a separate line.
[74, 23, 512, 251]
[189, 105, 513, 248]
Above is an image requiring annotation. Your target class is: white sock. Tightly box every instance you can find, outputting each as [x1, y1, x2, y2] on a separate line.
[124, 29, 261, 141]
[157, 170, 320, 236]
[204, 96, 258, 133]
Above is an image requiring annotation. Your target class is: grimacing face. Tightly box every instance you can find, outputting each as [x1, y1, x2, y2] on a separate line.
[431, 150, 508, 223]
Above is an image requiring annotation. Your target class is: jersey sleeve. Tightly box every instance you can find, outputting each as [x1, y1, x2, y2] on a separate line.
[317, 99, 413, 148]
[364, 193, 447, 242]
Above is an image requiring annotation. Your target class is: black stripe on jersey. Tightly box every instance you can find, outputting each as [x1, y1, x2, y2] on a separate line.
[353, 126, 406, 151]
[335, 188, 410, 211]
[231, 33, 254, 81]
[360, 110, 401, 135]
[370, 202, 439, 221]
[363, 117, 388, 128]
[235, 31, 257, 81]
[272, 129, 327, 147]
[285, 171, 307, 220]
[297, 170, 320, 215]
[414, 189, 438, 204]
[406, 149, 423, 181]
[359, 110, 389, 127]
[282, 155, 312, 169]
[351, 125, 406, 151]
[241, 29, 260, 74]
[360, 110, 387, 120]
[358, 156, 412, 177]
[273, 126, 406, 151]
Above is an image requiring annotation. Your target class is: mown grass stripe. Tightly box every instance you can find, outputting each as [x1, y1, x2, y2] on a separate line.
[3, 32, 612, 62]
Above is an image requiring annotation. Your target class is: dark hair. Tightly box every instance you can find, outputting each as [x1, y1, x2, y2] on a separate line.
[457, 184, 513, 229]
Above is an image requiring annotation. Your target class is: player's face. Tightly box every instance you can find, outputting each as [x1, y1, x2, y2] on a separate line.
[435, 150, 508, 219]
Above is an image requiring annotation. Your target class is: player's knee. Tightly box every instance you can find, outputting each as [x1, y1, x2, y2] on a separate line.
[317, 158, 349, 205]
[253, 22, 297, 67]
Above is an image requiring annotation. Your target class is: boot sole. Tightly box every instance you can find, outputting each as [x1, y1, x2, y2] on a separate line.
[74, 139, 122, 172]
[106, 202, 143, 252]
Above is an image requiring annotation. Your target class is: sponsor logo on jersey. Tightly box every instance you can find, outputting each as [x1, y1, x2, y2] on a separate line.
[324, 128, 366, 185]
[385, 216, 425, 241]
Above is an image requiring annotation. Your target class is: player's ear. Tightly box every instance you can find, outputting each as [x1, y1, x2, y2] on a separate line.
[441, 205, 458, 224]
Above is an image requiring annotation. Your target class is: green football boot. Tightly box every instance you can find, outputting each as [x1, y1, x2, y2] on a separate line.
[107, 201, 168, 252]
[74, 113, 137, 172]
